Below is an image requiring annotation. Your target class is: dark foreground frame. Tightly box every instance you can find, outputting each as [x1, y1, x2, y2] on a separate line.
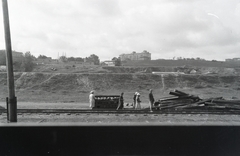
[0, 125, 240, 155]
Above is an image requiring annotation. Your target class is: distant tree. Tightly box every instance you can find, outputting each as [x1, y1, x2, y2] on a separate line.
[59, 56, 67, 62]
[197, 57, 206, 61]
[67, 57, 75, 62]
[112, 57, 121, 66]
[86, 54, 100, 65]
[143, 50, 148, 53]
[38, 55, 48, 59]
[75, 57, 84, 62]
[21, 51, 35, 72]
[112, 57, 117, 61]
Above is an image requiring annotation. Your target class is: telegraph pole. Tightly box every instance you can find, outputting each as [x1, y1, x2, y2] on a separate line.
[2, 0, 17, 122]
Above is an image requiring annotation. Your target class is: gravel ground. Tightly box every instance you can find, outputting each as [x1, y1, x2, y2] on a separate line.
[1, 112, 240, 125]
[1, 102, 240, 125]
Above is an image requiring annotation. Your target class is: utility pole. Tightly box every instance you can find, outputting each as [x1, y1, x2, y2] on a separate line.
[2, 0, 17, 122]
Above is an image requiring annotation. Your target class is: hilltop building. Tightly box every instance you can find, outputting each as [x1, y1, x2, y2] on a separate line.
[0, 50, 24, 64]
[102, 60, 115, 66]
[119, 50, 151, 61]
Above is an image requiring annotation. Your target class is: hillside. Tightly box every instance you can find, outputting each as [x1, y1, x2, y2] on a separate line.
[122, 60, 240, 68]
[1, 58, 240, 103]
[29, 62, 240, 76]
[0, 72, 239, 103]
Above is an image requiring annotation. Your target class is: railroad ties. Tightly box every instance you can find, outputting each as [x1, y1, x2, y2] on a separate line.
[152, 89, 240, 114]
[1, 109, 240, 115]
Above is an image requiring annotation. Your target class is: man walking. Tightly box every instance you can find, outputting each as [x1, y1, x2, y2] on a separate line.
[133, 92, 137, 108]
[117, 92, 124, 110]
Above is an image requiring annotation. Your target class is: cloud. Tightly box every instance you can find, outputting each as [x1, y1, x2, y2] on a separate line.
[0, 0, 239, 61]
[207, 13, 220, 19]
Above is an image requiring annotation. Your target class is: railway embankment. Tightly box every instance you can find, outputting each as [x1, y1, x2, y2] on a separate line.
[0, 72, 239, 91]
[0, 72, 239, 103]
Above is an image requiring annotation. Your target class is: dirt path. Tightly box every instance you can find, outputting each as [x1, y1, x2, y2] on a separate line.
[0, 102, 150, 109]
[1, 102, 240, 125]
[1, 113, 240, 125]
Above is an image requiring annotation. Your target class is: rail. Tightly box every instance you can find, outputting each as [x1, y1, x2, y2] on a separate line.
[1, 109, 240, 115]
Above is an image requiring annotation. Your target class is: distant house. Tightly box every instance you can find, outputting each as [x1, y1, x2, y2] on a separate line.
[102, 61, 115, 66]
[119, 50, 151, 61]
[0, 65, 6, 71]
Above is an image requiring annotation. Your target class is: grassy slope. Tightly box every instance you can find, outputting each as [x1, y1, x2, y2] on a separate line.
[0, 72, 239, 103]
[0, 60, 239, 103]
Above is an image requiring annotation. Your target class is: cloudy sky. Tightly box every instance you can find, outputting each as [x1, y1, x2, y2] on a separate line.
[0, 0, 240, 61]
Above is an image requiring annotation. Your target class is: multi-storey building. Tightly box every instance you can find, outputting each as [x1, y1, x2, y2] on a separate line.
[0, 50, 24, 64]
[119, 50, 151, 61]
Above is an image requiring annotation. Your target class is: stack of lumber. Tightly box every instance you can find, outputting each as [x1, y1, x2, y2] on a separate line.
[153, 90, 201, 110]
[154, 90, 240, 111]
[175, 98, 240, 111]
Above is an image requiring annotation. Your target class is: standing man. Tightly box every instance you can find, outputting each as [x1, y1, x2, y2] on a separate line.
[117, 92, 124, 110]
[89, 91, 95, 109]
[135, 93, 141, 110]
[149, 89, 155, 112]
[133, 92, 137, 108]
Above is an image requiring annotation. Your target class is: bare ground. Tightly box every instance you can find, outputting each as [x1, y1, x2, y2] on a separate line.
[0, 71, 239, 124]
[1, 102, 240, 125]
[1, 112, 240, 125]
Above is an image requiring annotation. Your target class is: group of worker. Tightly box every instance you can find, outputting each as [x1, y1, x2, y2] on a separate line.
[89, 89, 155, 112]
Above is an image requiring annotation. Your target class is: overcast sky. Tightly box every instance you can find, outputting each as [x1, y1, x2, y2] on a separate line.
[0, 0, 240, 61]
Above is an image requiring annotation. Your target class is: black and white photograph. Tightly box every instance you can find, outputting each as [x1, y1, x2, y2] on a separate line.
[0, 0, 240, 155]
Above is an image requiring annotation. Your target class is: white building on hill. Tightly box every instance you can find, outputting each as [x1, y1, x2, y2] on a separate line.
[119, 50, 151, 61]
[102, 60, 115, 66]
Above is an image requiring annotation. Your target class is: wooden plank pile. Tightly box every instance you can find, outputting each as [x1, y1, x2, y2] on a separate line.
[154, 90, 240, 111]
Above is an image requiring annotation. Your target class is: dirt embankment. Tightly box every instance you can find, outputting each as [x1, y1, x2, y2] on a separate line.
[102, 66, 240, 75]
[0, 72, 239, 103]
[31, 63, 240, 75]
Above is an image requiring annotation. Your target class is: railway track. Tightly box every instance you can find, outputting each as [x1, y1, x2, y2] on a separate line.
[1, 109, 240, 115]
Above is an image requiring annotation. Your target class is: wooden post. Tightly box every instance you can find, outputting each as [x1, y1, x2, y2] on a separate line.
[2, 0, 17, 122]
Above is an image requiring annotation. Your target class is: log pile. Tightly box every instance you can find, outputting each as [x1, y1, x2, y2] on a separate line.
[154, 90, 240, 111]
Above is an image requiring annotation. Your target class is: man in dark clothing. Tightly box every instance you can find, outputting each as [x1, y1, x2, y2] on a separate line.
[149, 89, 154, 112]
[117, 92, 124, 110]
[133, 92, 137, 108]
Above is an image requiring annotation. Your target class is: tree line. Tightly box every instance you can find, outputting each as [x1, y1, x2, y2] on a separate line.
[58, 54, 100, 65]
[0, 50, 122, 72]
[0, 51, 35, 72]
